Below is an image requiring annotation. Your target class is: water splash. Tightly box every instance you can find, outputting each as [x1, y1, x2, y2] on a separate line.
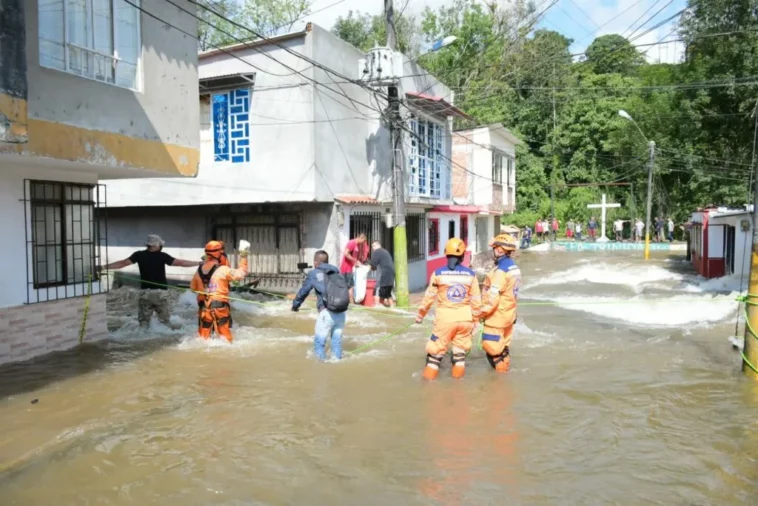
[529, 294, 737, 327]
[525, 262, 683, 292]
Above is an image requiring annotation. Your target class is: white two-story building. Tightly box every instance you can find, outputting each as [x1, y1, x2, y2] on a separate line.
[0, 0, 200, 365]
[105, 23, 468, 292]
[450, 124, 520, 267]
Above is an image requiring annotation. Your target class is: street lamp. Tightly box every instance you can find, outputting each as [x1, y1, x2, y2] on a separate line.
[406, 35, 458, 62]
[619, 109, 655, 260]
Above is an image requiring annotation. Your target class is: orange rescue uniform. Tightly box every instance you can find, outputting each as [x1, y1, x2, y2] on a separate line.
[480, 255, 521, 371]
[417, 263, 482, 378]
[191, 257, 248, 343]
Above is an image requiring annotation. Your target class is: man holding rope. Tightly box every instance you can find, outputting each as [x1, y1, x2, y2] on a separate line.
[99, 234, 200, 329]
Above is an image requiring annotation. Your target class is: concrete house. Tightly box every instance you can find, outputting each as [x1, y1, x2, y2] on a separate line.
[0, 0, 200, 365]
[450, 123, 520, 267]
[690, 206, 752, 280]
[105, 23, 467, 292]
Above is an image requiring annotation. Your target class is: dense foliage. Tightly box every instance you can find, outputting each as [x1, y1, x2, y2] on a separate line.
[333, 0, 758, 229]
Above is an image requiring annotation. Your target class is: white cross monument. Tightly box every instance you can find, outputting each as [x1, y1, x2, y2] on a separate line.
[587, 194, 621, 243]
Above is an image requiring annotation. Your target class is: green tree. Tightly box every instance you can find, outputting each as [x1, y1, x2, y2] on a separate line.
[198, 0, 312, 51]
[584, 34, 645, 75]
[330, 10, 419, 54]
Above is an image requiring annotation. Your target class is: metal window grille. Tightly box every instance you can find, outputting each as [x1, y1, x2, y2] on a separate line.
[349, 212, 426, 263]
[428, 218, 440, 255]
[23, 180, 108, 304]
[405, 213, 425, 262]
[211, 212, 302, 274]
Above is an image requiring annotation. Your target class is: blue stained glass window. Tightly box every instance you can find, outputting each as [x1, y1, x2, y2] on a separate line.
[212, 88, 251, 163]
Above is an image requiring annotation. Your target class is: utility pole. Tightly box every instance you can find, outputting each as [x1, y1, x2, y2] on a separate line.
[644, 140, 655, 260]
[743, 112, 758, 379]
[385, 0, 409, 308]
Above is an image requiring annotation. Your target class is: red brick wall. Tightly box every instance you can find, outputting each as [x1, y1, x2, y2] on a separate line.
[0, 295, 107, 365]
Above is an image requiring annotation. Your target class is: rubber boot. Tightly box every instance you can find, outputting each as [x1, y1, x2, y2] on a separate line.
[451, 364, 465, 379]
[494, 356, 510, 373]
[422, 365, 439, 380]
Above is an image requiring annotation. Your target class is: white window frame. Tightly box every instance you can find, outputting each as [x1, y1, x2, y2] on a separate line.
[492, 151, 505, 185]
[38, 0, 143, 91]
[407, 113, 450, 199]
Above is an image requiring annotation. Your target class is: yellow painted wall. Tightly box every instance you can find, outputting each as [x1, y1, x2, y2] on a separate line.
[0, 95, 198, 177]
[0, 92, 28, 143]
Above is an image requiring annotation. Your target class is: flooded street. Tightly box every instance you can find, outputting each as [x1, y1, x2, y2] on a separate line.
[1, 252, 757, 505]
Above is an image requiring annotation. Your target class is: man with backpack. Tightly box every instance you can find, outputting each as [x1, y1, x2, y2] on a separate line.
[292, 250, 350, 362]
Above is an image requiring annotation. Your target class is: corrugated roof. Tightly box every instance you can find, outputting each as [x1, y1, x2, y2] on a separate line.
[198, 25, 310, 59]
[335, 195, 381, 205]
[405, 92, 472, 121]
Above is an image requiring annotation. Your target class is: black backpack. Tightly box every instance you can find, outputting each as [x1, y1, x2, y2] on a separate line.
[323, 270, 349, 313]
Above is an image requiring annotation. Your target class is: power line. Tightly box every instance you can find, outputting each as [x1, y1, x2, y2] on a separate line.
[624, 0, 672, 40]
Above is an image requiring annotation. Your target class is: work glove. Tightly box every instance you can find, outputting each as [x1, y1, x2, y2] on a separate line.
[238, 240, 251, 258]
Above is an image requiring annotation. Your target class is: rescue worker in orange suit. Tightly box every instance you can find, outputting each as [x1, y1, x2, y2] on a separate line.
[479, 233, 521, 373]
[191, 239, 251, 343]
[415, 238, 482, 380]
[190, 241, 230, 329]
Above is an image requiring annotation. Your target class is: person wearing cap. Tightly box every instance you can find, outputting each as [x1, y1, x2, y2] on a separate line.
[479, 233, 521, 373]
[99, 234, 200, 329]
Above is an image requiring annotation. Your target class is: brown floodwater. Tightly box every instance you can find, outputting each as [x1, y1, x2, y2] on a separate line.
[1, 251, 757, 505]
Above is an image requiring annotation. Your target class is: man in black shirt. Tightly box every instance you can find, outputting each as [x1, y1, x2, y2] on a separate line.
[100, 234, 200, 329]
[369, 241, 396, 307]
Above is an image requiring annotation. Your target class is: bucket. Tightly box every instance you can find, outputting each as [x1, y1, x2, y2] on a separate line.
[362, 278, 377, 306]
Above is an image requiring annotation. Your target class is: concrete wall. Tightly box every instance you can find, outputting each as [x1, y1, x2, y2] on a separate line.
[25, 0, 198, 152]
[0, 0, 200, 177]
[105, 202, 336, 282]
[0, 0, 28, 144]
[311, 24, 382, 202]
[0, 159, 108, 364]
[0, 159, 104, 309]
[106, 33, 315, 206]
[106, 24, 455, 208]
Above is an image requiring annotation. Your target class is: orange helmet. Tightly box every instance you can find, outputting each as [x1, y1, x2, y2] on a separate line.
[444, 238, 466, 256]
[204, 240, 225, 258]
[489, 233, 517, 251]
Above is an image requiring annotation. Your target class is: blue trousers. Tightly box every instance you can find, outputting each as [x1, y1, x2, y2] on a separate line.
[314, 309, 346, 361]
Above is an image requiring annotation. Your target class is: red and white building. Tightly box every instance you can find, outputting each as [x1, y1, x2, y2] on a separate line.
[690, 207, 752, 279]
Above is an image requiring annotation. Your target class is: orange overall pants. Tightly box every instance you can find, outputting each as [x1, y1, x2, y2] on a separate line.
[191, 257, 248, 343]
[417, 264, 481, 379]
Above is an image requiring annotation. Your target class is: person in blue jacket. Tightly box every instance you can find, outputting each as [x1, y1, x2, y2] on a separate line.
[291, 250, 348, 361]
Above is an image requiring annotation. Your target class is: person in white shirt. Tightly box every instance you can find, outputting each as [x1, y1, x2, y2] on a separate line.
[614, 219, 624, 241]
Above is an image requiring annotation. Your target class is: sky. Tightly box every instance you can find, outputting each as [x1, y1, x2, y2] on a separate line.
[293, 0, 689, 64]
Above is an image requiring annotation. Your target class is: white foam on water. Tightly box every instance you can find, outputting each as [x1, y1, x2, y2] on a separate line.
[524, 262, 683, 292]
[177, 290, 198, 307]
[680, 273, 747, 294]
[174, 325, 314, 355]
[535, 294, 737, 327]
[514, 319, 558, 348]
